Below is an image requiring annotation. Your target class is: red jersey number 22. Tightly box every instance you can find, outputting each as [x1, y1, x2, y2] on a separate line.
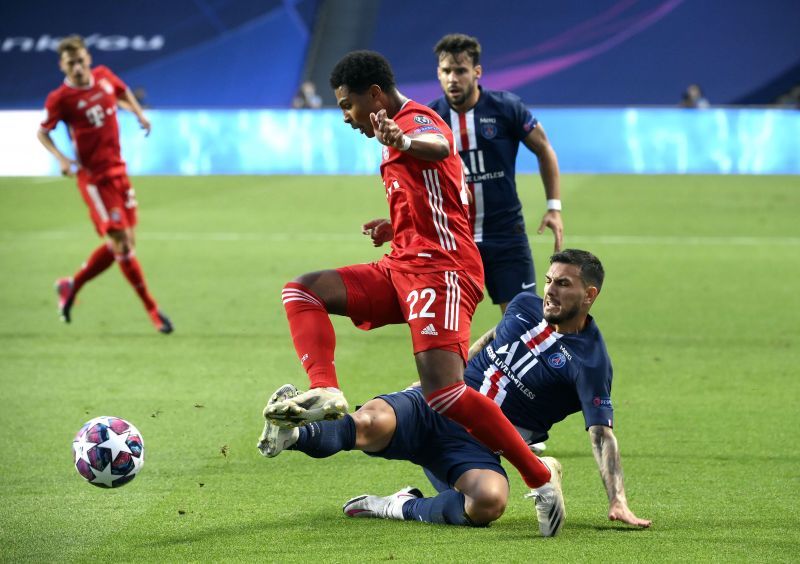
[407, 288, 436, 320]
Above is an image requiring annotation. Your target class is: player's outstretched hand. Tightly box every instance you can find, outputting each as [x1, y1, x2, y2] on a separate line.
[608, 499, 652, 528]
[362, 218, 393, 247]
[537, 210, 563, 252]
[138, 116, 152, 137]
[58, 156, 77, 177]
[370, 109, 404, 149]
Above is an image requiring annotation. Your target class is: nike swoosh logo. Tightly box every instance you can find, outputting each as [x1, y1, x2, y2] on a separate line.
[521, 282, 536, 289]
[515, 314, 529, 323]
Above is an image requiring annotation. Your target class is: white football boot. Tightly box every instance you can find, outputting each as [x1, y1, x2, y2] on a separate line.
[257, 384, 301, 456]
[264, 386, 349, 428]
[524, 456, 566, 537]
[343, 486, 423, 520]
[529, 442, 547, 455]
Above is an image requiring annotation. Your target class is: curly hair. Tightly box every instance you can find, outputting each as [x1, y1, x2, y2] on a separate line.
[550, 249, 605, 290]
[329, 50, 396, 94]
[434, 33, 481, 66]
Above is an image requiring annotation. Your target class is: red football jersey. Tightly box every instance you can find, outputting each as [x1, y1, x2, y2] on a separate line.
[379, 100, 483, 287]
[41, 65, 128, 179]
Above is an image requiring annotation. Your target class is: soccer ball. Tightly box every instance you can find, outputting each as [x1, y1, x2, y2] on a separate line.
[72, 416, 144, 488]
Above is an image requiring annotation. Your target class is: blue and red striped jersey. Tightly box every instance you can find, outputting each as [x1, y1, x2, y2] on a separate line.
[429, 87, 537, 244]
[465, 292, 614, 443]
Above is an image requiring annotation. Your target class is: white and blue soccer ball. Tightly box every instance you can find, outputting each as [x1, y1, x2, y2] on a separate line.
[72, 416, 144, 488]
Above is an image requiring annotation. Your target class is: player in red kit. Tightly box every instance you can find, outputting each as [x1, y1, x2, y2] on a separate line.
[261, 51, 558, 506]
[37, 35, 172, 334]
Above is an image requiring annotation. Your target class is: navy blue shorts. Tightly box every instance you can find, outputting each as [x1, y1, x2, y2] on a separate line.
[366, 387, 507, 488]
[478, 239, 536, 305]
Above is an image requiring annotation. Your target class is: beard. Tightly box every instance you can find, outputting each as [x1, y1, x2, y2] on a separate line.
[544, 302, 581, 325]
[447, 83, 475, 106]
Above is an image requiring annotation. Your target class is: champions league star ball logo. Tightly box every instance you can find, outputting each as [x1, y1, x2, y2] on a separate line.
[72, 416, 144, 488]
[547, 352, 567, 368]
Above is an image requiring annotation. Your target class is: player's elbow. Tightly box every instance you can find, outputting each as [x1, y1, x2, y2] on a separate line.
[422, 136, 450, 161]
[434, 139, 451, 160]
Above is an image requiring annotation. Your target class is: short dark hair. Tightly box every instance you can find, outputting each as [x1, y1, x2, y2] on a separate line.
[57, 35, 86, 57]
[550, 249, 605, 290]
[434, 33, 481, 66]
[329, 50, 396, 94]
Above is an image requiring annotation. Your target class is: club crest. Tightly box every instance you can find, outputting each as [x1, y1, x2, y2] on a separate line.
[547, 352, 567, 368]
[481, 123, 497, 139]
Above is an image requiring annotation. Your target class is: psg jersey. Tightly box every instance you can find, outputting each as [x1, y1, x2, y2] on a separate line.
[429, 87, 538, 244]
[465, 292, 614, 443]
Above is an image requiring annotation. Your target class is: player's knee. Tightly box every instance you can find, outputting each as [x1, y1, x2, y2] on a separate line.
[107, 230, 133, 255]
[291, 272, 315, 288]
[351, 400, 395, 452]
[467, 484, 508, 525]
[286, 270, 347, 315]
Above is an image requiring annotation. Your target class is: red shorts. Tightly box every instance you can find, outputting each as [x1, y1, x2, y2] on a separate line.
[76, 170, 138, 236]
[337, 261, 483, 360]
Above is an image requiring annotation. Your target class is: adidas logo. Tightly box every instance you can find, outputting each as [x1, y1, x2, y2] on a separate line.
[421, 323, 438, 336]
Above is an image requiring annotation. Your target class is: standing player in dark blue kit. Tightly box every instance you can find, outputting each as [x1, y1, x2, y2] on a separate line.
[258, 250, 651, 536]
[429, 33, 563, 313]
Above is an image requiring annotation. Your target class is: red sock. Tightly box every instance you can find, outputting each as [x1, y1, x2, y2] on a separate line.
[427, 383, 551, 488]
[116, 252, 157, 312]
[282, 282, 338, 389]
[72, 243, 115, 294]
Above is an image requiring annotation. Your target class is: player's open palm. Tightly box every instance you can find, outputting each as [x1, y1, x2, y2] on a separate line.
[362, 218, 393, 247]
[370, 110, 403, 149]
[608, 500, 651, 528]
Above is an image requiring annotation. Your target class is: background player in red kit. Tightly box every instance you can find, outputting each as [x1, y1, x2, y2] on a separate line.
[262, 51, 562, 517]
[37, 35, 172, 334]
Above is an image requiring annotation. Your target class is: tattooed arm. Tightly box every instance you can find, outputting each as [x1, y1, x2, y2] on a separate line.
[467, 327, 496, 361]
[588, 425, 652, 527]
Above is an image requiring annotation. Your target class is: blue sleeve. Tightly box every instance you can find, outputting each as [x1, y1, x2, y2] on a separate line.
[504, 292, 542, 321]
[506, 94, 538, 141]
[576, 361, 614, 429]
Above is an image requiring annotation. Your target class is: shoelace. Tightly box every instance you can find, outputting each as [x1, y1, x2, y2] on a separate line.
[524, 489, 550, 503]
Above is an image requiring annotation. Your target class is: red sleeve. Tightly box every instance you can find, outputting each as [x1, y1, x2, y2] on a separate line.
[40, 91, 62, 131]
[397, 107, 446, 137]
[95, 65, 127, 96]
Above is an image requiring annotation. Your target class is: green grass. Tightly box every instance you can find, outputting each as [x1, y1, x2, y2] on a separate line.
[1, 174, 799, 562]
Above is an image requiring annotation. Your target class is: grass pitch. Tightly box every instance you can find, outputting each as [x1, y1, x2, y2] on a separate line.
[1, 174, 799, 562]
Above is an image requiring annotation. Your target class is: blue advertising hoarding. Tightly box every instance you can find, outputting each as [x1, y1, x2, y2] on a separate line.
[3, 108, 798, 176]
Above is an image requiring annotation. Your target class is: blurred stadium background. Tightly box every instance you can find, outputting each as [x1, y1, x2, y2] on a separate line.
[2, 0, 799, 175]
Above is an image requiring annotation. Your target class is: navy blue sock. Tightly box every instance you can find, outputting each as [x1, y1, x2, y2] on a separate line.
[401, 489, 473, 526]
[288, 415, 356, 458]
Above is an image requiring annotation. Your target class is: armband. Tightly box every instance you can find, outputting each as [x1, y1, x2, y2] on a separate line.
[546, 199, 562, 211]
[399, 135, 412, 151]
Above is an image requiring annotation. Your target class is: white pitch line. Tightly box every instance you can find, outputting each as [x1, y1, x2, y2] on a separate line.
[565, 235, 800, 246]
[0, 231, 799, 246]
[27, 177, 64, 184]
